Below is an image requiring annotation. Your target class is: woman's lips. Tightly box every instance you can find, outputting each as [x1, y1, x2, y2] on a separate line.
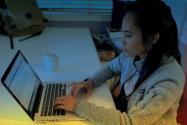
[123, 48, 127, 52]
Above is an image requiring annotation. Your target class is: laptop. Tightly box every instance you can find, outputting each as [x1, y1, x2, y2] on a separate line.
[1, 50, 86, 123]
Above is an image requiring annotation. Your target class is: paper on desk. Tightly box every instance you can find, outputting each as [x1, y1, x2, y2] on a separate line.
[87, 84, 116, 109]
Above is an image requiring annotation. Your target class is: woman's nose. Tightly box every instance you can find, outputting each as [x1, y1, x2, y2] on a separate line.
[122, 39, 127, 46]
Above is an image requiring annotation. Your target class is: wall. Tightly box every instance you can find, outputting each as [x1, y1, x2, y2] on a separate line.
[179, 13, 187, 71]
[45, 0, 187, 71]
[46, 21, 110, 34]
[45, 14, 111, 34]
[165, 0, 187, 71]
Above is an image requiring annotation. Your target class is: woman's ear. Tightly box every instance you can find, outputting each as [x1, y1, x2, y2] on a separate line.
[145, 33, 160, 52]
[148, 33, 160, 44]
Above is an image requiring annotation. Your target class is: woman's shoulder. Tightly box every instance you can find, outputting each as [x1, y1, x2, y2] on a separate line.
[139, 56, 185, 99]
[151, 55, 185, 86]
[160, 55, 184, 75]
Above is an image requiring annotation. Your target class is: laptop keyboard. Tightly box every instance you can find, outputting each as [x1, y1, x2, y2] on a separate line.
[41, 83, 66, 116]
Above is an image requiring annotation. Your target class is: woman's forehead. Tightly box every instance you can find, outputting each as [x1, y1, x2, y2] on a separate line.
[122, 13, 140, 33]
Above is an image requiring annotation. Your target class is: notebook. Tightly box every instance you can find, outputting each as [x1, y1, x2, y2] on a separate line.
[1, 50, 87, 123]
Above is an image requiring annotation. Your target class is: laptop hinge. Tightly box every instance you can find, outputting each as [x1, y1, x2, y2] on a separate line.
[32, 84, 43, 116]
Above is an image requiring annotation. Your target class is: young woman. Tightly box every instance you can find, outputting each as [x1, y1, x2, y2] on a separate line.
[54, 0, 185, 125]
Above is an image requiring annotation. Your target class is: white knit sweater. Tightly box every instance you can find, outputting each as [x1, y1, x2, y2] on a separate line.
[75, 53, 185, 125]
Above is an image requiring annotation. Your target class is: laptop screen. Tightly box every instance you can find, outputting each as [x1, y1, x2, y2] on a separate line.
[1, 50, 42, 120]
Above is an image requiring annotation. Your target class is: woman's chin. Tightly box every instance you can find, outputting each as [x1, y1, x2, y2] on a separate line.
[123, 51, 134, 57]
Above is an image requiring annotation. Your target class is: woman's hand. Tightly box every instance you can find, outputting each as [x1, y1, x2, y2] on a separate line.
[54, 80, 94, 112]
[71, 80, 94, 98]
[54, 95, 77, 112]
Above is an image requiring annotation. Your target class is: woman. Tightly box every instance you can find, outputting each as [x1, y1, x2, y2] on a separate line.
[54, 0, 185, 125]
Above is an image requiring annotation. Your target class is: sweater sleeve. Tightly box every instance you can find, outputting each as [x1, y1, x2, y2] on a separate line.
[75, 100, 122, 125]
[124, 80, 184, 125]
[87, 53, 125, 87]
[75, 80, 184, 125]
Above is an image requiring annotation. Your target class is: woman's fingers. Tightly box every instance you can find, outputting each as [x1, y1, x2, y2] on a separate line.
[71, 84, 79, 96]
[54, 96, 77, 112]
[55, 104, 70, 110]
[85, 91, 92, 98]
[71, 84, 85, 97]
[55, 96, 70, 101]
[70, 81, 93, 98]
[54, 104, 64, 110]
[54, 97, 64, 108]
[54, 100, 64, 106]
[55, 96, 66, 101]
[54, 101, 68, 109]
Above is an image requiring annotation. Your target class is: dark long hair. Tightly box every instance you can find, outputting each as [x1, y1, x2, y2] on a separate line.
[125, 0, 181, 90]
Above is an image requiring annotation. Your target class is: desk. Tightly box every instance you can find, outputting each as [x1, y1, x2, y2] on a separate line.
[0, 27, 115, 125]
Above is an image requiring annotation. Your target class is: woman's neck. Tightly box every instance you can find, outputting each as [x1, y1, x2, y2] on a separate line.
[139, 53, 147, 59]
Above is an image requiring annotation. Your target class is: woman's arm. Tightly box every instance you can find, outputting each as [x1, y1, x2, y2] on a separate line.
[87, 53, 125, 87]
[75, 80, 184, 125]
[75, 100, 122, 125]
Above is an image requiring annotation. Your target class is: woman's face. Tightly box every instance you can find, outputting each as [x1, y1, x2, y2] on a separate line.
[122, 13, 147, 58]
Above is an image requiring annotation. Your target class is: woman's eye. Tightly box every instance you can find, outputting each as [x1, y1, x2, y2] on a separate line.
[124, 34, 132, 37]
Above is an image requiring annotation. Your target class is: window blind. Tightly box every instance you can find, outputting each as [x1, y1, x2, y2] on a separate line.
[37, 0, 112, 15]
